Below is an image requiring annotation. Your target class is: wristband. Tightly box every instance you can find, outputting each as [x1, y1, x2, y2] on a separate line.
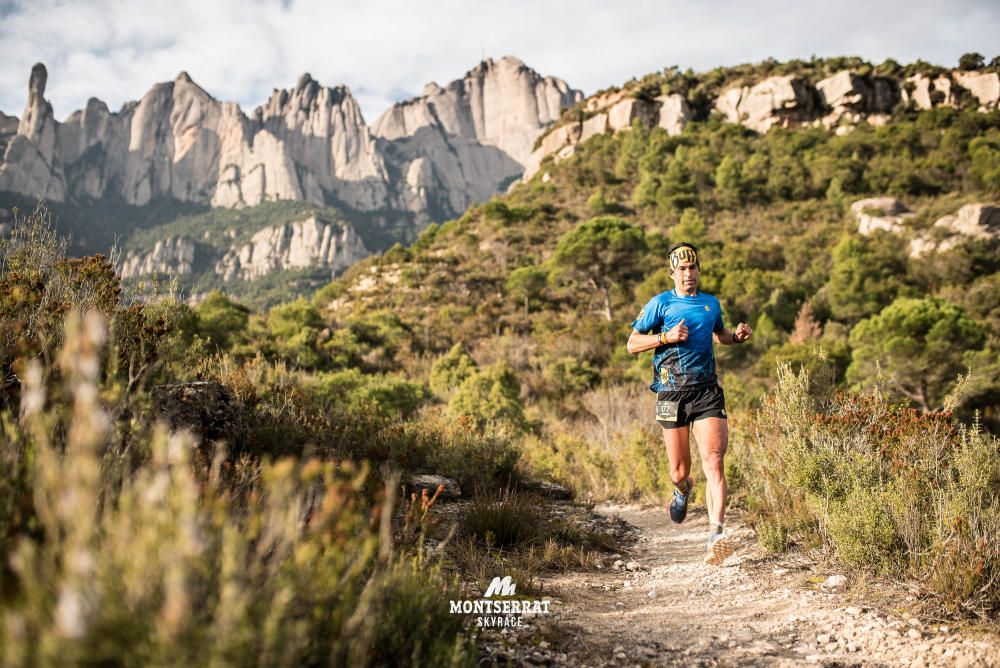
[659, 332, 669, 345]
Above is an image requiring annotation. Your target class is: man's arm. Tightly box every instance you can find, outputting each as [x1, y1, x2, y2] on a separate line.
[713, 322, 753, 345]
[627, 329, 662, 354]
[627, 319, 688, 354]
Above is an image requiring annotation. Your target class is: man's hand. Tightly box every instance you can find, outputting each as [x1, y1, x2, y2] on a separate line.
[665, 319, 688, 344]
[734, 322, 753, 343]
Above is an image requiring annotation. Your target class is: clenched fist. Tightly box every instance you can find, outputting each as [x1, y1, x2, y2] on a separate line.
[734, 322, 753, 343]
[664, 319, 688, 344]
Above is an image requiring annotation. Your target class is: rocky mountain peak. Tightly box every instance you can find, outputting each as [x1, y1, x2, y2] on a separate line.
[28, 63, 47, 98]
[372, 56, 582, 166]
[0, 58, 582, 228]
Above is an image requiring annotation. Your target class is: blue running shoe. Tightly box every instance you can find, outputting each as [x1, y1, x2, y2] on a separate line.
[669, 479, 692, 523]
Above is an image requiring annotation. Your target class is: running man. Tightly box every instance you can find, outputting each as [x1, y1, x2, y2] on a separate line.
[626, 242, 753, 565]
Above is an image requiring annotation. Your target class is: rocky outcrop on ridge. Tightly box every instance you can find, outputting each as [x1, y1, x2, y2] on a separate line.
[214, 215, 368, 281]
[715, 75, 819, 133]
[849, 198, 1000, 258]
[526, 66, 999, 180]
[523, 89, 690, 178]
[120, 236, 199, 279]
[0, 60, 581, 226]
[910, 203, 1000, 256]
[850, 197, 915, 236]
[952, 71, 1000, 109]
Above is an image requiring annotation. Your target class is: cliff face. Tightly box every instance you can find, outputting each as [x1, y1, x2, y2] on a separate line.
[373, 57, 582, 166]
[524, 68, 1000, 179]
[0, 59, 581, 226]
[214, 216, 368, 281]
[118, 215, 369, 283]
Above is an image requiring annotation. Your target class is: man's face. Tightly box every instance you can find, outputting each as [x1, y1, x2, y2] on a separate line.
[671, 260, 700, 292]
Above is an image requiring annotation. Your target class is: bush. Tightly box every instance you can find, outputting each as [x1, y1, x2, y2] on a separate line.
[464, 488, 542, 547]
[0, 312, 475, 665]
[310, 368, 429, 418]
[447, 364, 527, 430]
[429, 343, 478, 397]
[743, 355, 1000, 620]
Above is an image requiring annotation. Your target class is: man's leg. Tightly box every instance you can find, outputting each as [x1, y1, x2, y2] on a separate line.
[691, 417, 728, 526]
[660, 424, 691, 489]
[661, 424, 693, 522]
[692, 416, 734, 564]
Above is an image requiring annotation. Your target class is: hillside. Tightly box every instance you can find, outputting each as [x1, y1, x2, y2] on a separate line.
[315, 95, 1000, 424]
[2, 55, 998, 310]
[1, 54, 999, 664]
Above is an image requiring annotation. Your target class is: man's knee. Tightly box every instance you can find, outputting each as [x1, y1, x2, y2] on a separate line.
[701, 450, 725, 478]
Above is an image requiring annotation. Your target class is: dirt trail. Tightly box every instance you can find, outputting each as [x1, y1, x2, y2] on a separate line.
[492, 503, 1000, 668]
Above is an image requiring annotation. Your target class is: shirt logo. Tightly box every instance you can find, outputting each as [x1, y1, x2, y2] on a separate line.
[704, 305, 710, 311]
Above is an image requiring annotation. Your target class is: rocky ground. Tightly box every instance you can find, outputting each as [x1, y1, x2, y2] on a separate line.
[473, 502, 1000, 667]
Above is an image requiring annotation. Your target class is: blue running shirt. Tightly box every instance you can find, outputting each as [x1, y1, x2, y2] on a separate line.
[631, 290, 726, 392]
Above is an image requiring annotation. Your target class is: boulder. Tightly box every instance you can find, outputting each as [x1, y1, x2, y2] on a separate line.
[518, 479, 573, 499]
[911, 203, 1000, 256]
[816, 71, 898, 128]
[715, 76, 816, 133]
[903, 75, 956, 110]
[850, 197, 914, 235]
[606, 97, 659, 132]
[656, 94, 691, 135]
[151, 381, 245, 449]
[406, 474, 462, 499]
[953, 71, 1000, 109]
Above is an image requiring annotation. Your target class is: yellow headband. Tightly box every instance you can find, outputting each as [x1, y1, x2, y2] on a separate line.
[670, 247, 698, 269]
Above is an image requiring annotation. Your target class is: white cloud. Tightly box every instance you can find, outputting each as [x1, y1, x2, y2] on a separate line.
[0, 0, 997, 123]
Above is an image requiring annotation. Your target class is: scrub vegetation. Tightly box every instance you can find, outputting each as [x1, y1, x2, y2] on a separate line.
[2, 56, 999, 660]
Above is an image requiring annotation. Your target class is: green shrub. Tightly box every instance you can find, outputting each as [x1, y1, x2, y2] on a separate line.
[310, 368, 429, 418]
[744, 355, 1000, 619]
[757, 520, 789, 553]
[464, 488, 541, 547]
[0, 312, 475, 666]
[429, 343, 478, 397]
[447, 364, 526, 430]
[192, 290, 250, 351]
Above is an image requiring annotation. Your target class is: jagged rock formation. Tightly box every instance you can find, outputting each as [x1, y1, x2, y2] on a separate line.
[910, 203, 1000, 256]
[372, 56, 581, 214]
[526, 67, 998, 179]
[715, 75, 818, 133]
[214, 216, 368, 281]
[850, 197, 915, 235]
[120, 236, 198, 278]
[523, 90, 690, 178]
[0, 59, 581, 226]
[0, 64, 67, 200]
[373, 56, 580, 166]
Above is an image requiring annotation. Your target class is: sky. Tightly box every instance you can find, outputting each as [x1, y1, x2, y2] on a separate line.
[1, 0, 997, 124]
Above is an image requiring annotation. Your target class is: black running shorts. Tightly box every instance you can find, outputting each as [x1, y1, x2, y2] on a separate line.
[655, 384, 727, 429]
